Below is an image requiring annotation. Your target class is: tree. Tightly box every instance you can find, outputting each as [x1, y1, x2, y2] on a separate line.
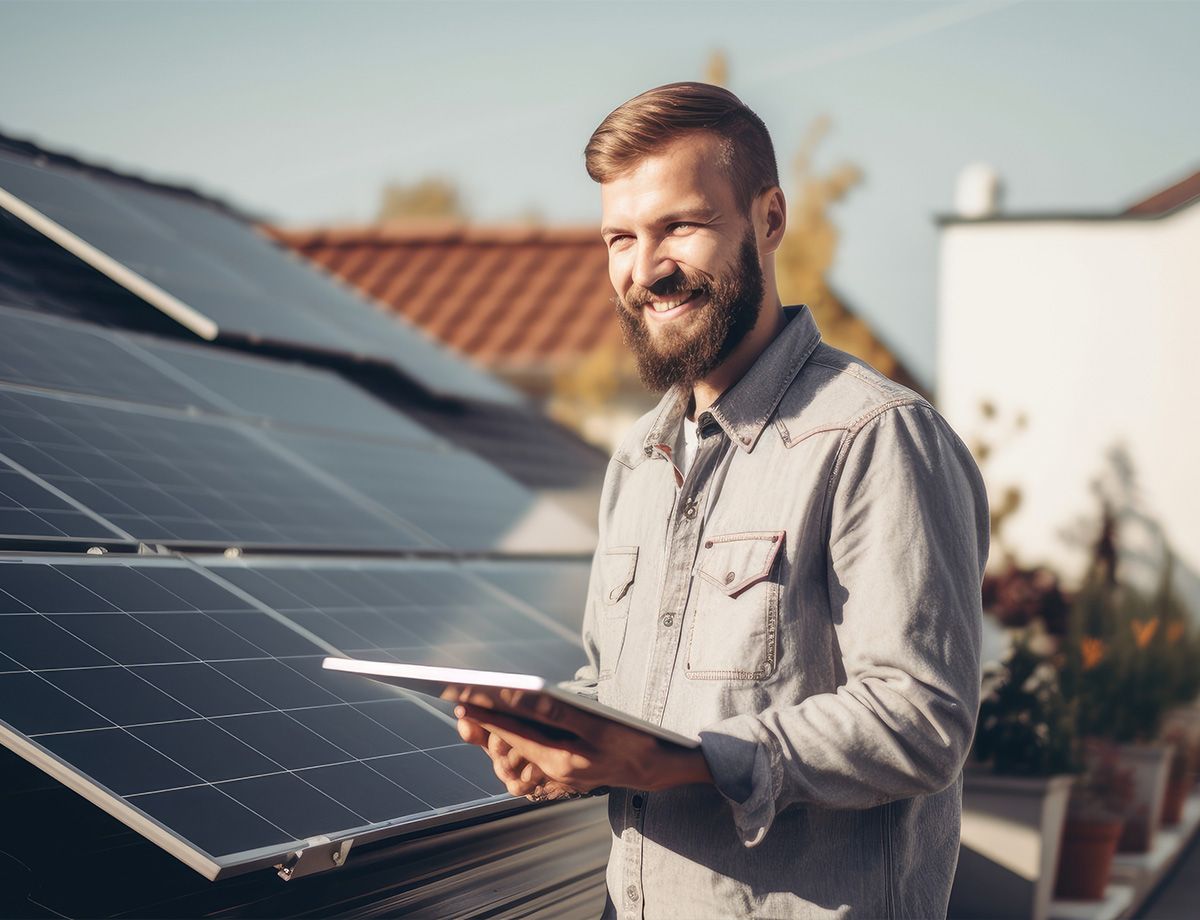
[377, 177, 465, 221]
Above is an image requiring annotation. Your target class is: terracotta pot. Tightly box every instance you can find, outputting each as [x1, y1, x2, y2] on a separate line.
[1115, 743, 1172, 853]
[1054, 816, 1123, 900]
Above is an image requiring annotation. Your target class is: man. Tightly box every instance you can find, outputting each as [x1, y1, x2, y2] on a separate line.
[456, 82, 989, 918]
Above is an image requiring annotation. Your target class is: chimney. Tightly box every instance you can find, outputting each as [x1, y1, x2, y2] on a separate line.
[955, 163, 1003, 219]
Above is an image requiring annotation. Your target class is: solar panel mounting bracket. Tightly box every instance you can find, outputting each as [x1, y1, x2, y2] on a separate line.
[274, 835, 354, 880]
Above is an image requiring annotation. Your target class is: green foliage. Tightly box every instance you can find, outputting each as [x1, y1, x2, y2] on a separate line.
[377, 177, 464, 221]
[973, 629, 1076, 776]
[1062, 551, 1199, 745]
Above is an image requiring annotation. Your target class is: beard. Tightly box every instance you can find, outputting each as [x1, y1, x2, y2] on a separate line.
[614, 229, 765, 392]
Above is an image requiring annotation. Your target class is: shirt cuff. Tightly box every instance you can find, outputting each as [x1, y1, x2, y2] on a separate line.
[554, 677, 599, 702]
[699, 713, 784, 848]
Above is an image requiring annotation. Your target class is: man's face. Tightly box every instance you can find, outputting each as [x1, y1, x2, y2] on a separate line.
[600, 134, 765, 392]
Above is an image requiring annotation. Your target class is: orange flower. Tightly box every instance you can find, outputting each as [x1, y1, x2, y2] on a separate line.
[1168, 622, 1186, 644]
[1130, 618, 1159, 649]
[1081, 637, 1106, 670]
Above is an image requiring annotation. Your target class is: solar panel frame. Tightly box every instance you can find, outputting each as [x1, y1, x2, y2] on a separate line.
[0, 452, 136, 545]
[0, 554, 539, 881]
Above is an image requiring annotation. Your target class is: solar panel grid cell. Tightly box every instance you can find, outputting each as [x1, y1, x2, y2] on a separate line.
[0, 558, 514, 871]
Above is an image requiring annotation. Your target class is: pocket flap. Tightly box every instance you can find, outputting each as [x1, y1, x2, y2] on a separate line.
[601, 546, 638, 605]
[695, 531, 784, 597]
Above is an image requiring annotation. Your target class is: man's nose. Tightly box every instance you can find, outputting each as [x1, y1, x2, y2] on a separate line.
[631, 240, 678, 292]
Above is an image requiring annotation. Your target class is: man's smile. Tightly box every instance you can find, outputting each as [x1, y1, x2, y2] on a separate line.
[645, 290, 705, 323]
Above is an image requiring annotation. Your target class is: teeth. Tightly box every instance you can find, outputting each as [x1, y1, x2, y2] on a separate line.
[649, 293, 695, 313]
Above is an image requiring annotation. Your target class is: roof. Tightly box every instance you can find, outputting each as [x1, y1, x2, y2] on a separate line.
[1123, 167, 1200, 217]
[269, 222, 921, 392]
[269, 222, 616, 371]
[938, 162, 1200, 225]
[0, 128, 252, 222]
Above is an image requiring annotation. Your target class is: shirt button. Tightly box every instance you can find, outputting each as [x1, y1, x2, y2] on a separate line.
[626, 885, 640, 902]
[632, 794, 644, 809]
[724, 571, 736, 584]
[660, 613, 674, 627]
[683, 502, 697, 519]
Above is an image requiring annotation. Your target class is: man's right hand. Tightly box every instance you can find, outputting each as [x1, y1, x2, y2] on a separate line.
[457, 711, 582, 801]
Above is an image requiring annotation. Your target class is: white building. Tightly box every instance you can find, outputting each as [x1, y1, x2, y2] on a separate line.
[937, 164, 1200, 614]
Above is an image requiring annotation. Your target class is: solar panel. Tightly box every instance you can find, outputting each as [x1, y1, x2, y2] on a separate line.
[203, 558, 586, 682]
[267, 429, 598, 554]
[0, 302, 440, 449]
[469, 559, 593, 633]
[0, 151, 523, 406]
[130, 337, 437, 444]
[0, 304, 211, 409]
[0, 386, 428, 549]
[0, 556, 513, 879]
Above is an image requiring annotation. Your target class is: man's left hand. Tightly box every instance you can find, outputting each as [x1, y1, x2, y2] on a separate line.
[450, 687, 712, 794]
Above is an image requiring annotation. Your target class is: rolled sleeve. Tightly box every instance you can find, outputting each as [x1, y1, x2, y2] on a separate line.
[700, 713, 785, 846]
[700, 402, 988, 843]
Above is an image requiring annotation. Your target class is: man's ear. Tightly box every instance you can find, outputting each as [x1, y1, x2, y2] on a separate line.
[755, 187, 787, 255]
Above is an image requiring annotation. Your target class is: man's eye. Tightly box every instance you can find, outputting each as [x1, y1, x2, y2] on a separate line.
[607, 235, 632, 248]
[668, 222, 696, 232]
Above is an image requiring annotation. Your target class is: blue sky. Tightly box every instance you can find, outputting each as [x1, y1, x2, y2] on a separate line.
[2, 0, 1198, 386]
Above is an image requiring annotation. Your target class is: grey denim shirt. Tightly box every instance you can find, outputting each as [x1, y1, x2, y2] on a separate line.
[568, 306, 990, 919]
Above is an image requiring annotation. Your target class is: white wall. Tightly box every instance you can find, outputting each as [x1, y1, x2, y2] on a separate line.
[937, 206, 1200, 613]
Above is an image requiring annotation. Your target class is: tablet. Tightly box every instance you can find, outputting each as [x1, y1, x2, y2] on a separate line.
[321, 657, 700, 750]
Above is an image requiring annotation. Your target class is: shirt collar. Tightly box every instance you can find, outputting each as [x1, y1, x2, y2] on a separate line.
[641, 304, 822, 458]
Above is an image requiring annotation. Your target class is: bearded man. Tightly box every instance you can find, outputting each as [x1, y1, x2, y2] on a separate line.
[456, 83, 989, 919]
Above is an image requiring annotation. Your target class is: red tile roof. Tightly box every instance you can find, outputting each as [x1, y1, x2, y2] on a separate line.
[1124, 168, 1200, 217]
[268, 222, 618, 371]
[269, 221, 923, 394]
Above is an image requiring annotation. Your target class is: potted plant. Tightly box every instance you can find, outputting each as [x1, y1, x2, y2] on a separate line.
[1152, 551, 1200, 825]
[1063, 557, 1177, 854]
[1054, 739, 1133, 900]
[952, 627, 1076, 920]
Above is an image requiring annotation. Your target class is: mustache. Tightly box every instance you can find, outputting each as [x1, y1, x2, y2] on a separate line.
[619, 270, 710, 313]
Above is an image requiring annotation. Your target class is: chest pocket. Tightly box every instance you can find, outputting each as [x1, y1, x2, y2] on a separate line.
[598, 546, 638, 679]
[686, 531, 784, 680]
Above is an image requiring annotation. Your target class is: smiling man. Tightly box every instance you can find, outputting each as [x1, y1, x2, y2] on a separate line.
[457, 83, 990, 919]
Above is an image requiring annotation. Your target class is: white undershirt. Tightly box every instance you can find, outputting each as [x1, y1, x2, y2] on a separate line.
[673, 414, 700, 480]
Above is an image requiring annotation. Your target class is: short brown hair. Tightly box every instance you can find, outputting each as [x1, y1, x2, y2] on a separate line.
[584, 82, 779, 212]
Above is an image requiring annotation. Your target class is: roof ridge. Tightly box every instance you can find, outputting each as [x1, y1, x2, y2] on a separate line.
[0, 126, 253, 222]
[1123, 164, 1200, 217]
[268, 222, 600, 245]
